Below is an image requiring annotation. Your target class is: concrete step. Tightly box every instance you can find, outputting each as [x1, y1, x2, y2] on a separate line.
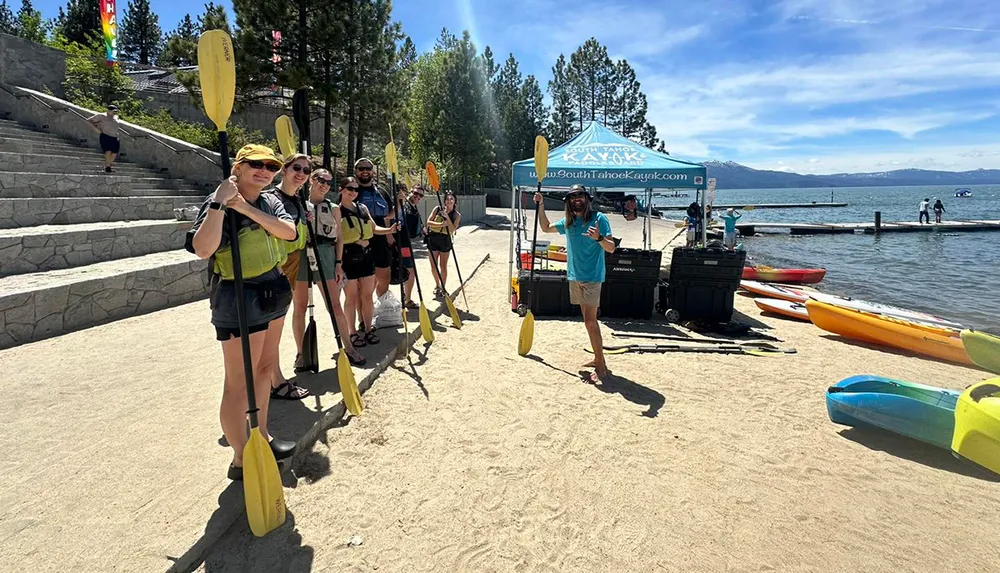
[0, 220, 193, 277]
[0, 137, 97, 156]
[0, 196, 199, 229]
[0, 249, 209, 349]
[0, 172, 203, 198]
[0, 152, 169, 176]
[0, 128, 83, 145]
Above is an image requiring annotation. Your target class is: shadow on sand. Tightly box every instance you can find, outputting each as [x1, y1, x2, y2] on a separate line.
[838, 426, 1000, 482]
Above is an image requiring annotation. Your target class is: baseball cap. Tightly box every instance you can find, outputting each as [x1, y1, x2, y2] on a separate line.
[235, 144, 281, 164]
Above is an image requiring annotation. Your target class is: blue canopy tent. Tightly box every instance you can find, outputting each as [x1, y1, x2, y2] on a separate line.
[511, 121, 707, 190]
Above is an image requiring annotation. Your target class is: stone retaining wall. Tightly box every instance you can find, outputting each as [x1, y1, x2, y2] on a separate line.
[0, 33, 65, 97]
[0, 258, 209, 349]
[0, 221, 192, 277]
[0, 196, 196, 228]
[0, 172, 132, 198]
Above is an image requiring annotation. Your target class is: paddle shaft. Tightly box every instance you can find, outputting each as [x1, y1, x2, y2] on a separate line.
[297, 139, 347, 351]
[389, 171, 408, 336]
[396, 182, 427, 301]
[216, 132, 262, 429]
[430, 186, 468, 308]
[526, 182, 541, 310]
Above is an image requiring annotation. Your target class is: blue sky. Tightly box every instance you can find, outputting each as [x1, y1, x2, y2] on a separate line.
[28, 0, 1000, 174]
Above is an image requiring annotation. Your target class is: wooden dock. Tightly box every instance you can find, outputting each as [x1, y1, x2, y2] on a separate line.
[657, 202, 848, 211]
[723, 220, 1000, 236]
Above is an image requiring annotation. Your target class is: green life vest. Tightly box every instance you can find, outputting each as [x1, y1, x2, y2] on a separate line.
[213, 224, 283, 280]
[280, 220, 309, 255]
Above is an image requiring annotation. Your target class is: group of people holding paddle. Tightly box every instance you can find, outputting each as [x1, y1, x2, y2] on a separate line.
[186, 143, 465, 479]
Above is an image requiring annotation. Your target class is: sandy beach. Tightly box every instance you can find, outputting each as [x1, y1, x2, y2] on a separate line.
[193, 212, 1000, 573]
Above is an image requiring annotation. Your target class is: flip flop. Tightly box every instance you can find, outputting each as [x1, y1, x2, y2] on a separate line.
[270, 381, 310, 400]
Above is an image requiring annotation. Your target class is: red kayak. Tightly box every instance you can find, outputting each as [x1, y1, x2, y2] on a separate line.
[742, 265, 826, 284]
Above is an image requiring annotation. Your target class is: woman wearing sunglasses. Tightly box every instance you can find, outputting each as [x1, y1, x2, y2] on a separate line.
[336, 177, 398, 348]
[308, 169, 366, 366]
[263, 153, 314, 401]
[185, 144, 298, 480]
[425, 191, 461, 298]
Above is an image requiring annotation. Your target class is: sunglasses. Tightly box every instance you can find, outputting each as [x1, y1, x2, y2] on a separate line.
[314, 177, 333, 186]
[245, 160, 281, 172]
[343, 185, 359, 191]
[356, 166, 373, 172]
[290, 164, 311, 175]
[567, 193, 587, 200]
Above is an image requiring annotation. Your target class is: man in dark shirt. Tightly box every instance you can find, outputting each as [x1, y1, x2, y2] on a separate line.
[353, 157, 395, 299]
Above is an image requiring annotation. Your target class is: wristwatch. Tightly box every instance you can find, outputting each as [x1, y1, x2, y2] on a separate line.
[209, 201, 226, 211]
[595, 233, 604, 242]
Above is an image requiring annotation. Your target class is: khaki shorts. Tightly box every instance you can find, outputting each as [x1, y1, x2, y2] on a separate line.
[569, 281, 602, 308]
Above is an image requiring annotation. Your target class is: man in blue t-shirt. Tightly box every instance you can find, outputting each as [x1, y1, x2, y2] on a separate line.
[534, 184, 615, 382]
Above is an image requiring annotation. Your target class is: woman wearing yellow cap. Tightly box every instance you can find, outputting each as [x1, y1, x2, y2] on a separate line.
[185, 144, 299, 480]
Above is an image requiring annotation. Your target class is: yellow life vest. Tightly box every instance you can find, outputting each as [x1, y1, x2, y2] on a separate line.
[213, 225, 283, 280]
[340, 205, 374, 244]
[279, 220, 309, 255]
[429, 209, 456, 235]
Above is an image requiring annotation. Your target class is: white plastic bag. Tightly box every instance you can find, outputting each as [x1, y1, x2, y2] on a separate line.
[373, 290, 404, 328]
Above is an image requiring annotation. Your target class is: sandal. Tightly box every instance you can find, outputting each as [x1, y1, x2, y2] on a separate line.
[228, 463, 243, 481]
[365, 328, 380, 345]
[351, 332, 367, 348]
[405, 300, 419, 310]
[270, 381, 311, 400]
[332, 350, 368, 367]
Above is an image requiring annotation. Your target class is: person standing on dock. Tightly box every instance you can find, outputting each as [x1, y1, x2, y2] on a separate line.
[919, 198, 931, 224]
[534, 185, 616, 383]
[721, 208, 742, 250]
[933, 199, 945, 223]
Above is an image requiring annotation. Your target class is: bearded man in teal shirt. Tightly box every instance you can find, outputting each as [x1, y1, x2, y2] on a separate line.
[534, 184, 616, 382]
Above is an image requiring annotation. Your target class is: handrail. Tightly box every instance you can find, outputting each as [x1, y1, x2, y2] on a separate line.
[2, 84, 220, 168]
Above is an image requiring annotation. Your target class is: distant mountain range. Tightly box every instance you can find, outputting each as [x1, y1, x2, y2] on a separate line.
[701, 160, 1000, 189]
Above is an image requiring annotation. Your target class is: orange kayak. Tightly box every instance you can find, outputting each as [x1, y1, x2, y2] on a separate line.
[805, 300, 972, 366]
[754, 298, 811, 321]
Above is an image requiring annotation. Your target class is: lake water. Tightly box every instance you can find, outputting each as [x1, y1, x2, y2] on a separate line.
[655, 185, 1000, 330]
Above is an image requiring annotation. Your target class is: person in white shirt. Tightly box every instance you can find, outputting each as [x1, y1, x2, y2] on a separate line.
[87, 105, 121, 172]
[918, 198, 930, 224]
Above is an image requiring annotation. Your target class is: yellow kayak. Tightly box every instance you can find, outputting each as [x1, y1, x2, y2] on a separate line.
[960, 330, 1000, 374]
[952, 380, 1000, 475]
[805, 300, 972, 366]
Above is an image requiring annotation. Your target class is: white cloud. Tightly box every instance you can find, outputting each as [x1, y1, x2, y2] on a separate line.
[748, 143, 1000, 173]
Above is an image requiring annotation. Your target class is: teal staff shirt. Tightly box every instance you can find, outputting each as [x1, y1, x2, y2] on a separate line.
[554, 211, 613, 283]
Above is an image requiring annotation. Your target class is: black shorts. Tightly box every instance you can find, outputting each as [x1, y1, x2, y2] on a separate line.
[369, 234, 391, 268]
[215, 320, 271, 341]
[426, 232, 452, 253]
[99, 133, 120, 154]
[342, 243, 375, 280]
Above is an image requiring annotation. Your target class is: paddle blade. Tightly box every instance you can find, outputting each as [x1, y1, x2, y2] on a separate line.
[405, 171, 413, 189]
[275, 115, 296, 160]
[385, 142, 399, 178]
[337, 350, 364, 416]
[518, 310, 535, 356]
[243, 427, 286, 537]
[302, 319, 319, 372]
[292, 88, 309, 140]
[445, 294, 462, 329]
[425, 161, 440, 191]
[418, 303, 435, 343]
[197, 30, 236, 132]
[534, 136, 549, 182]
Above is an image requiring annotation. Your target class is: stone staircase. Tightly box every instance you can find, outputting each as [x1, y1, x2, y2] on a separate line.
[0, 117, 212, 349]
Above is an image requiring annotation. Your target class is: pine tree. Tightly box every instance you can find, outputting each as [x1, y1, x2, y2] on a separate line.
[614, 59, 647, 139]
[567, 38, 613, 126]
[521, 74, 547, 143]
[0, 1, 13, 34]
[157, 14, 196, 66]
[57, 0, 101, 45]
[119, 0, 162, 65]
[547, 54, 577, 146]
[198, 2, 230, 35]
[15, 0, 48, 43]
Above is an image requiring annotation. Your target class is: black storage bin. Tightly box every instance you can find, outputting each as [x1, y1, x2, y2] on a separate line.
[667, 279, 737, 322]
[668, 247, 746, 283]
[518, 270, 579, 317]
[600, 279, 656, 319]
[605, 248, 663, 281]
